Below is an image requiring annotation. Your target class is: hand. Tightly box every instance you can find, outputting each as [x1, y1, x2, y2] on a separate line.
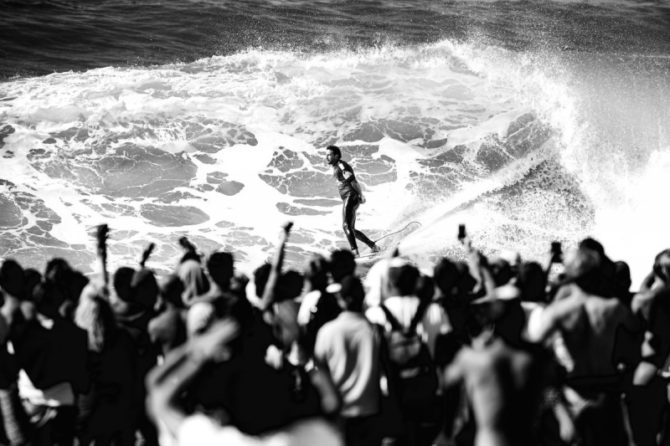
[359, 195, 366, 204]
[190, 319, 239, 364]
[280, 221, 293, 242]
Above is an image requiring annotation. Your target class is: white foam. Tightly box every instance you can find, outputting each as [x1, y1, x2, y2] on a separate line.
[2, 39, 666, 285]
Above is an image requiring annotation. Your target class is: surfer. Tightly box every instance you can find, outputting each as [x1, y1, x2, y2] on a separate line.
[326, 145, 379, 257]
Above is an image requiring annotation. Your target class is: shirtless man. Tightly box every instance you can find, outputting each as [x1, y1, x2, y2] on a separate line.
[326, 145, 379, 257]
[444, 300, 553, 446]
[530, 245, 639, 446]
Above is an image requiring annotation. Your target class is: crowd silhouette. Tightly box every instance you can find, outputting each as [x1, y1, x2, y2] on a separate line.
[0, 222, 669, 446]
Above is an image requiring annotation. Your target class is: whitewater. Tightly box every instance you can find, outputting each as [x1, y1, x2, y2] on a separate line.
[1, 30, 669, 286]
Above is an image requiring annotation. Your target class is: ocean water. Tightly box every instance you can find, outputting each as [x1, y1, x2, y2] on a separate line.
[1, 0, 669, 284]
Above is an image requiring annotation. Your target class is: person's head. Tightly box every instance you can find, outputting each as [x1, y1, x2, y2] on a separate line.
[177, 260, 210, 304]
[304, 254, 329, 292]
[433, 257, 458, 298]
[489, 257, 513, 287]
[132, 268, 159, 310]
[516, 261, 547, 303]
[113, 267, 136, 302]
[44, 258, 72, 284]
[31, 281, 64, 318]
[454, 261, 477, 295]
[653, 249, 670, 283]
[0, 259, 24, 298]
[387, 259, 419, 297]
[76, 285, 117, 352]
[159, 274, 186, 309]
[275, 270, 304, 303]
[415, 274, 435, 304]
[494, 298, 525, 347]
[471, 289, 524, 346]
[614, 261, 632, 292]
[326, 145, 342, 166]
[22, 268, 42, 301]
[563, 246, 602, 295]
[329, 249, 356, 283]
[579, 237, 606, 258]
[337, 275, 365, 312]
[206, 251, 235, 290]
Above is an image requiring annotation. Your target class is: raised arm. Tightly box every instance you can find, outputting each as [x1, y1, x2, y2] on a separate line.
[463, 238, 495, 297]
[258, 222, 293, 312]
[95, 224, 110, 297]
[146, 319, 238, 437]
[140, 242, 156, 269]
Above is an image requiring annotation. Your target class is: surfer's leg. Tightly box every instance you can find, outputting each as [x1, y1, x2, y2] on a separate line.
[350, 199, 378, 251]
[342, 195, 358, 252]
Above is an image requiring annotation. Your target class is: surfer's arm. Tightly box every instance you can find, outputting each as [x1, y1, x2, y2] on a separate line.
[351, 179, 366, 203]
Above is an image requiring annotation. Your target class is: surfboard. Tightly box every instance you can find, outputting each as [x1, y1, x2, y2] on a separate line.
[356, 221, 421, 264]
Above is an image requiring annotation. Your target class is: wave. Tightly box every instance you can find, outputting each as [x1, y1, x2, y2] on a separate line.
[0, 39, 668, 284]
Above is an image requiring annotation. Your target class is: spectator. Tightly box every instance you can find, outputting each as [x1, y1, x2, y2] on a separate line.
[75, 285, 137, 445]
[315, 275, 382, 446]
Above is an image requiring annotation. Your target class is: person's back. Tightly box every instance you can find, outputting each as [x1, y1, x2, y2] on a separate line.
[314, 276, 381, 446]
[531, 276, 635, 445]
[447, 337, 547, 446]
[544, 285, 634, 381]
[315, 311, 380, 417]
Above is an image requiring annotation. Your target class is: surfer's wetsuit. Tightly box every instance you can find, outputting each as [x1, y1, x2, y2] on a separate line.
[332, 161, 376, 252]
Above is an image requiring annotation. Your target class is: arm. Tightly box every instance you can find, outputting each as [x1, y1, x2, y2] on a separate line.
[463, 239, 494, 296]
[146, 319, 238, 437]
[339, 162, 366, 202]
[258, 222, 293, 312]
[95, 224, 110, 298]
[308, 364, 341, 415]
[351, 179, 366, 203]
[530, 292, 581, 342]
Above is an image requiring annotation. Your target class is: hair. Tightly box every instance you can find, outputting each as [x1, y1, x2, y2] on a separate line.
[207, 251, 235, 289]
[387, 262, 420, 296]
[75, 286, 117, 352]
[329, 249, 356, 283]
[565, 247, 602, 295]
[579, 237, 605, 257]
[160, 274, 186, 308]
[177, 260, 210, 304]
[654, 249, 670, 282]
[433, 257, 458, 297]
[22, 268, 42, 300]
[339, 275, 365, 312]
[517, 261, 546, 303]
[31, 281, 64, 317]
[113, 267, 135, 302]
[0, 259, 24, 298]
[326, 145, 341, 158]
[45, 258, 71, 284]
[416, 274, 435, 303]
[275, 270, 305, 303]
[489, 258, 513, 287]
[304, 254, 329, 291]
[132, 269, 159, 309]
